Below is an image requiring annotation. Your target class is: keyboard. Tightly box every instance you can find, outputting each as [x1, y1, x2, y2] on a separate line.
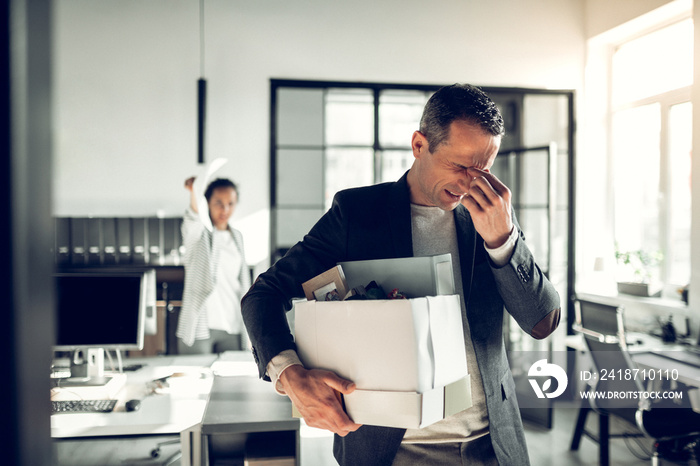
[51, 399, 117, 414]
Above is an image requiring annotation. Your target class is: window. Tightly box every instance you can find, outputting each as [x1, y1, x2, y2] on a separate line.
[271, 82, 433, 255]
[609, 18, 693, 288]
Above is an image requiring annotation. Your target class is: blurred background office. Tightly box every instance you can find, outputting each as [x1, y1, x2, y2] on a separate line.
[5, 0, 700, 464]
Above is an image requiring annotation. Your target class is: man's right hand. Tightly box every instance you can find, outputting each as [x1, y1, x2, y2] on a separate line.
[279, 365, 362, 436]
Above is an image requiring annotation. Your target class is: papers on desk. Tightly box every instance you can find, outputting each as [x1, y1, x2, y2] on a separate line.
[147, 367, 213, 398]
[210, 359, 259, 377]
[51, 374, 127, 401]
[210, 350, 260, 377]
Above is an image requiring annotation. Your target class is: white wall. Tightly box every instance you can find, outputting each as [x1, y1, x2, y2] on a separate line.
[52, 0, 585, 263]
[691, 0, 700, 315]
[584, 0, 677, 38]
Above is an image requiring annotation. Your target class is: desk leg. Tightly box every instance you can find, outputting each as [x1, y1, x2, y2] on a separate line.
[599, 413, 610, 466]
[181, 423, 204, 466]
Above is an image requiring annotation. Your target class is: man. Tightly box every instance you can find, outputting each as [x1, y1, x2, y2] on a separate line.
[242, 83, 560, 465]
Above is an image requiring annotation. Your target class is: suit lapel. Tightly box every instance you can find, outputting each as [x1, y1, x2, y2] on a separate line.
[388, 173, 414, 258]
[454, 204, 477, 309]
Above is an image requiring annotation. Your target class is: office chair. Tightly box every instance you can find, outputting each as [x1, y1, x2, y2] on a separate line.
[150, 438, 181, 465]
[569, 299, 700, 466]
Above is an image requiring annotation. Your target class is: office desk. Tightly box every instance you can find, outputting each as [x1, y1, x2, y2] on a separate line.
[566, 332, 700, 412]
[51, 354, 217, 438]
[631, 351, 700, 410]
[52, 352, 300, 466]
[193, 376, 300, 465]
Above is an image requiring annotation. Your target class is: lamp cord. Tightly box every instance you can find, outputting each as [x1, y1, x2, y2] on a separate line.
[199, 0, 205, 78]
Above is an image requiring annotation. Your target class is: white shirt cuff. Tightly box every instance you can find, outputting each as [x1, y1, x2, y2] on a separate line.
[267, 350, 303, 395]
[484, 226, 518, 267]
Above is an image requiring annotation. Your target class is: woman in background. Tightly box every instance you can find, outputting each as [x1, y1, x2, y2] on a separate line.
[176, 176, 250, 354]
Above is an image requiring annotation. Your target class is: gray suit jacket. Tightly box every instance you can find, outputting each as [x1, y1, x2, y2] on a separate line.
[242, 172, 560, 466]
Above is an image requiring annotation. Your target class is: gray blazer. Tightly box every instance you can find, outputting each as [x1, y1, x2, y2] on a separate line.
[242, 172, 560, 466]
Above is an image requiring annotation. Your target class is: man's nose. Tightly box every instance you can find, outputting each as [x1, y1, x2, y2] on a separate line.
[456, 177, 470, 193]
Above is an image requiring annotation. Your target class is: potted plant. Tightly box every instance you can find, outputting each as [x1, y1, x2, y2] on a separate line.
[614, 246, 663, 297]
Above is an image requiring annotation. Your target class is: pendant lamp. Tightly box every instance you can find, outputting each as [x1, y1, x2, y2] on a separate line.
[197, 0, 206, 164]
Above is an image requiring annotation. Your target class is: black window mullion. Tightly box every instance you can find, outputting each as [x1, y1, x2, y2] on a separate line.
[373, 88, 381, 184]
[322, 88, 328, 208]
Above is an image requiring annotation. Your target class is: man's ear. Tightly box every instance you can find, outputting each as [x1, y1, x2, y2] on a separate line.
[411, 131, 429, 158]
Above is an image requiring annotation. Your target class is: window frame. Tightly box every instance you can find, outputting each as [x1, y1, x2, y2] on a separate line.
[607, 19, 693, 290]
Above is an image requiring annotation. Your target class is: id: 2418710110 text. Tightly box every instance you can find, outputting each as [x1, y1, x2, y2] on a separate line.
[580, 368, 678, 382]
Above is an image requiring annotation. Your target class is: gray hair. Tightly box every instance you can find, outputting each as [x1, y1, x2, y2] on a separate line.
[419, 84, 504, 152]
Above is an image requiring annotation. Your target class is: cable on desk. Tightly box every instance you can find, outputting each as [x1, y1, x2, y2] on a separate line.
[50, 387, 87, 401]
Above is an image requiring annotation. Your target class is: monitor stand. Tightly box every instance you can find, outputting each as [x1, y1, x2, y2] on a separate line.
[52, 348, 127, 399]
[53, 375, 116, 387]
[64, 348, 108, 386]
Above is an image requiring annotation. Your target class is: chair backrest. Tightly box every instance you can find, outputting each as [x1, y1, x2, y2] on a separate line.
[574, 299, 620, 339]
[575, 299, 646, 412]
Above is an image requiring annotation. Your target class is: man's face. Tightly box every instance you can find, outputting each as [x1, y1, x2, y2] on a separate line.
[409, 120, 501, 210]
[208, 187, 238, 230]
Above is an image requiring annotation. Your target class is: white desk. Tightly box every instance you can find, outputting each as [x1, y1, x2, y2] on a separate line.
[51, 352, 300, 466]
[51, 354, 218, 438]
[564, 331, 674, 354]
[566, 332, 700, 413]
[632, 351, 700, 389]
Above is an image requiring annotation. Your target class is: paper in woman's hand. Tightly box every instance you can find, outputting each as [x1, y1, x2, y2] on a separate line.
[193, 157, 228, 231]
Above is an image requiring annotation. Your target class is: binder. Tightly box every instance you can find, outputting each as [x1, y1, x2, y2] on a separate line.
[87, 218, 102, 265]
[148, 217, 162, 265]
[70, 218, 88, 266]
[338, 253, 455, 298]
[176, 217, 185, 258]
[131, 218, 147, 265]
[116, 218, 132, 264]
[163, 217, 179, 265]
[102, 218, 117, 265]
[55, 217, 71, 267]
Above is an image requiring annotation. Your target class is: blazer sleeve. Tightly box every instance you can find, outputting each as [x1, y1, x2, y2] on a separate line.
[489, 222, 561, 340]
[241, 192, 350, 379]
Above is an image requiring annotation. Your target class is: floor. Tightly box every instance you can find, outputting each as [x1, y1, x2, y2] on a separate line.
[299, 406, 698, 466]
[53, 406, 697, 465]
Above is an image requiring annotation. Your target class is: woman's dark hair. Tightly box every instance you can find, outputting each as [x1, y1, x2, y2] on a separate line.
[204, 178, 238, 202]
[419, 83, 505, 152]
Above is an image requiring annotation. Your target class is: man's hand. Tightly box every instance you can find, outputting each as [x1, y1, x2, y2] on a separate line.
[280, 365, 362, 436]
[461, 167, 513, 248]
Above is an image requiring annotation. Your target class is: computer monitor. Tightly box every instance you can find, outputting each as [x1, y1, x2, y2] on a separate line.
[53, 271, 147, 382]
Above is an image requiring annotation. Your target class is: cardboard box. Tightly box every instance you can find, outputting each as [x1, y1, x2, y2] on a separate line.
[344, 375, 471, 430]
[294, 294, 470, 428]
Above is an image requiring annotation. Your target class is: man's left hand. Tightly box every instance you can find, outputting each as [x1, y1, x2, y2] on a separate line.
[461, 167, 513, 248]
